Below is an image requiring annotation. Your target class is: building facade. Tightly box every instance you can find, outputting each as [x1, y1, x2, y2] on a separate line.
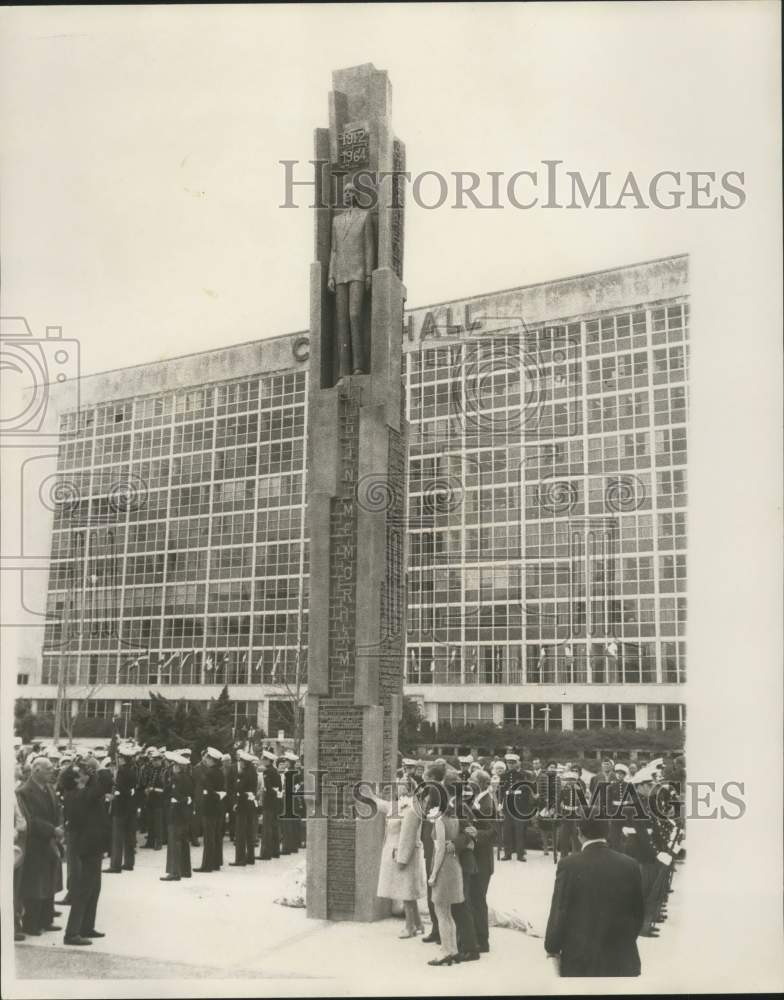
[22, 255, 688, 740]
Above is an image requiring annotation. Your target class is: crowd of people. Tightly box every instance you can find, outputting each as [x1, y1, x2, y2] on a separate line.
[13, 738, 684, 977]
[371, 751, 685, 972]
[13, 740, 305, 947]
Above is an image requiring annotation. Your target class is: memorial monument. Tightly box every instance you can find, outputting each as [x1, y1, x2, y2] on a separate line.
[304, 64, 408, 921]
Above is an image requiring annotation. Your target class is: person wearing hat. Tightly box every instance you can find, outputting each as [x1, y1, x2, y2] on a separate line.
[160, 752, 193, 882]
[457, 755, 473, 783]
[401, 758, 421, 794]
[556, 771, 583, 860]
[194, 748, 226, 873]
[105, 744, 138, 874]
[277, 755, 300, 857]
[257, 750, 282, 860]
[620, 773, 662, 938]
[189, 749, 206, 849]
[221, 753, 237, 845]
[230, 751, 259, 866]
[143, 749, 166, 851]
[499, 753, 531, 862]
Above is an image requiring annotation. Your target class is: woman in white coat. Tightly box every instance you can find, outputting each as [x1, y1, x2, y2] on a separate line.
[370, 778, 427, 938]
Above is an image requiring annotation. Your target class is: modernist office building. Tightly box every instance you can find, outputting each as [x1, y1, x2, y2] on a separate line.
[21, 255, 688, 739]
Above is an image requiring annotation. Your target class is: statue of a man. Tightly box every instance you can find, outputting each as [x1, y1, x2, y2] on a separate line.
[328, 181, 376, 378]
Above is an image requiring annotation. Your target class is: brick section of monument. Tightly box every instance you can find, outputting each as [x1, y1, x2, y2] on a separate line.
[320, 387, 363, 918]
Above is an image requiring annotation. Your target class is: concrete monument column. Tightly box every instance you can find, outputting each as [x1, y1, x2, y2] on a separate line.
[304, 63, 408, 922]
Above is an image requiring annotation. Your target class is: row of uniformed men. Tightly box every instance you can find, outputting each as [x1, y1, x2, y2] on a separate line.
[102, 743, 305, 881]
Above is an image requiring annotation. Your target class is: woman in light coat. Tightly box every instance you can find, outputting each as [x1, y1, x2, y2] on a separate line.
[370, 778, 427, 938]
[427, 772, 465, 966]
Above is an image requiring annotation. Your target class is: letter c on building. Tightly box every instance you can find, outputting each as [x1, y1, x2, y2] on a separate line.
[292, 335, 310, 362]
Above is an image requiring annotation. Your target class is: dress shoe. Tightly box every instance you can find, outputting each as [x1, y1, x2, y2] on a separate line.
[160, 875, 181, 882]
[193, 867, 213, 873]
[456, 951, 480, 962]
[229, 862, 245, 867]
[428, 954, 458, 966]
[422, 932, 441, 944]
[22, 928, 41, 937]
[84, 930, 105, 938]
[15, 931, 26, 942]
[500, 855, 512, 861]
[104, 868, 122, 873]
[45, 924, 63, 932]
[518, 856, 527, 862]
[64, 936, 92, 946]
[121, 865, 134, 871]
[182, 874, 192, 878]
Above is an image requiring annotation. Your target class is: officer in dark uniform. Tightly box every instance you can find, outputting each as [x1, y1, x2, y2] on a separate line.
[194, 748, 225, 873]
[620, 772, 661, 937]
[105, 744, 138, 873]
[144, 749, 166, 851]
[190, 751, 206, 848]
[277, 754, 299, 856]
[556, 769, 583, 859]
[160, 751, 193, 881]
[229, 751, 258, 866]
[500, 753, 531, 861]
[258, 750, 282, 860]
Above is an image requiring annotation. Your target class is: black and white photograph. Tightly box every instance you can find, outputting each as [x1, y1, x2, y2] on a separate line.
[1, 3, 781, 997]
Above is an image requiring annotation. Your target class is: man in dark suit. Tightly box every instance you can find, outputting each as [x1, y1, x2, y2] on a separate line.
[545, 816, 644, 977]
[63, 758, 113, 945]
[465, 769, 498, 954]
[17, 756, 64, 935]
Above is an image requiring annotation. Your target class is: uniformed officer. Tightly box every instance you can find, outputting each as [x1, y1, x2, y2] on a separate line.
[194, 748, 226, 873]
[258, 750, 282, 860]
[500, 752, 532, 862]
[555, 769, 582, 859]
[620, 771, 661, 937]
[189, 749, 206, 848]
[143, 749, 166, 850]
[457, 754, 473, 783]
[160, 751, 194, 881]
[229, 751, 259, 866]
[105, 744, 139, 873]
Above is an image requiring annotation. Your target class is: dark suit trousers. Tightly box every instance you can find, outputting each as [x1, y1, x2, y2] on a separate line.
[452, 899, 479, 954]
[234, 806, 256, 865]
[259, 808, 280, 859]
[466, 869, 492, 950]
[200, 812, 223, 870]
[503, 812, 527, 858]
[166, 819, 192, 878]
[65, 852, 102, 938]
[110, 813, 135, 869]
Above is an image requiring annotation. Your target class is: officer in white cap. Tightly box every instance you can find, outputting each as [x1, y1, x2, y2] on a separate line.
[258, 750, 282, 860]
[105, 744, 138, 873]
[160, 751, 193, 881]
[194, 748, 225, 873]
[230, 751, 259, 867]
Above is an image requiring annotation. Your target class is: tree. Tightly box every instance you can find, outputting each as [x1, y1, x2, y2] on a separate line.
[15, 699, 36, 744]
[398, 696, 425, 754]
[205, 685, 234, 753]
[268, 651, 306, 753]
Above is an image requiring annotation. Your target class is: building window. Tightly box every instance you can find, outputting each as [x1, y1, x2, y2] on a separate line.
[502, 703, 563, 730]
[573, 703, 636, 730]
[17, 674, 29, 686]
[436, 702, 495, 728]
[645, 704, 686, 730]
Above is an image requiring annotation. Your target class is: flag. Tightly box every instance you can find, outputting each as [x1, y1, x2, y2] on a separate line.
[253, 654, 263, 673]
[449, 647, 457, 665]
[241, 652, 248, 664]
[205, 656, 214, 672]
[222, 652, 229, 664]
[606, 640, 618, 657]
[180, 652, 192, 668]
[162, 653, 177, 670]
[538, 647, 546, 666]
[272, 649, 282, 681]
[564, 644, 573, 658]
[409, 649, 417, 667]
[429, 659, 436, 673]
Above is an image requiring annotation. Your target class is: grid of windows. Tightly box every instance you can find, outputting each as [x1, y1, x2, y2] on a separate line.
[44, 287, 687, 732]
[503, 702, 563, 730]
[573, 703, 636, 730]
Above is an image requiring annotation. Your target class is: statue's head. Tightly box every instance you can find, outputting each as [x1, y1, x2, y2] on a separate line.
[343, 181, 359, 207]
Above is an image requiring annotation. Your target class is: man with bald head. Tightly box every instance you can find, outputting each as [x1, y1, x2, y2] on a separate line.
[17, 756, 64, 936]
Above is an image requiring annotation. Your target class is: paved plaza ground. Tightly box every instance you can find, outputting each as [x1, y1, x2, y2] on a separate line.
[11, 843, 684, 995]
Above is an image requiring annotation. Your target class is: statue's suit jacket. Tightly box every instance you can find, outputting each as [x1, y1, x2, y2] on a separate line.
[328, 208, 376, 285]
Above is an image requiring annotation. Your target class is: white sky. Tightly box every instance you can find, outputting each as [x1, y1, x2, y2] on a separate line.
[0, 2, 777, 375]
